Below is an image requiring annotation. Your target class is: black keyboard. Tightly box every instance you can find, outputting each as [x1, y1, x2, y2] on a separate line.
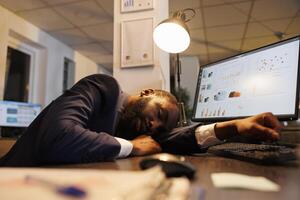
[207, 142, 298, 165]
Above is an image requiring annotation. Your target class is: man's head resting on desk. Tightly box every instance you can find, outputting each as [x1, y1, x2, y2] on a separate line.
[117, 89, 179, 139]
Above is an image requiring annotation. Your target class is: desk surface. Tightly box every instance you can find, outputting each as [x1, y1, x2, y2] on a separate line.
[57, 154, 300, 200]
[1, 139, 299, 200]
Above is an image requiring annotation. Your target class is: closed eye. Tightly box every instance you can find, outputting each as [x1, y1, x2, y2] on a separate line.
[158, 108, 163, 120]
[157, 106, 168, 121]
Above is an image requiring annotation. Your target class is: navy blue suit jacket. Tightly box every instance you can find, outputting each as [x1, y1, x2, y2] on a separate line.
[0, 74, 201, 166]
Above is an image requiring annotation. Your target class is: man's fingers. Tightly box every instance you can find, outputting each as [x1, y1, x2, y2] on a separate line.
[131, 135, 162, 156]
[262, 113, 283, 132]
[152, 144, 162, 153]
[253, 124, 280, 141]
[135, 135, 149, 139]
[152, 140, 162, 152]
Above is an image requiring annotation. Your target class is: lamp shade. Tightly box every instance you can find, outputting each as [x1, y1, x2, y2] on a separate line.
[153, 18, 190, 54]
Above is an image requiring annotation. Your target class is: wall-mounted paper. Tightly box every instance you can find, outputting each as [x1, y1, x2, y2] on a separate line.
[121, 18, 154, 68]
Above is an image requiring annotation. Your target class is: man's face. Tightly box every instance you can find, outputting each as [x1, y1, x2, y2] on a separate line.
[119, 96, 179, 139]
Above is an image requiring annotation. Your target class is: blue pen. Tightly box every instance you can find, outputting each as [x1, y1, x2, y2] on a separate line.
[25, 175, 87, 198]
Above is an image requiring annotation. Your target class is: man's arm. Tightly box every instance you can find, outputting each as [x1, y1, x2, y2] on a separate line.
[215, 112, 282, 141]
[41, 120, 123, 164]
[153, 123, 203, 154]
[115, 136, 162, 157]
[154, 112, 282, 154]
[39, 75, 125, 164]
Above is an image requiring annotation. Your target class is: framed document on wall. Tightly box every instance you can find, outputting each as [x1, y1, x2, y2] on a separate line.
[121, 17, 154, 68]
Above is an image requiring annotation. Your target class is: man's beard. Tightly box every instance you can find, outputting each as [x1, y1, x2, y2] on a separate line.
[116, 98, 150, 140]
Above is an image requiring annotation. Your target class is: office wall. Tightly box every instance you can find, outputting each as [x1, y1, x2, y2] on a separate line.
[98, 65, 113, 76]
[113, 0, 170, 94]
[0, 5, 98, 107]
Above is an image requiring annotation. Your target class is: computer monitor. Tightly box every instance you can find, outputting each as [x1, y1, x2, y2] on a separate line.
[0, 101, 41, 127]
[192, 36, 300, 122]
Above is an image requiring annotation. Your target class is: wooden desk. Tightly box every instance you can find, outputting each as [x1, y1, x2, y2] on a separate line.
[0, 138, 15, 158]
[57, 154, 300, 200]
[1, 139, 299, 199]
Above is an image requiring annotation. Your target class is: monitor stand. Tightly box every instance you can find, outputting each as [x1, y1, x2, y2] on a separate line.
[280, 109, 300, 143]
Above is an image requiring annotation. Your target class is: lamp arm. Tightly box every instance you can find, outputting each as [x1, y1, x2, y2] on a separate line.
[182, 8, 196, 22]
[172, 8, 195, 23]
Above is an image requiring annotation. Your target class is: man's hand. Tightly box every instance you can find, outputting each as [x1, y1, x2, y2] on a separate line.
[215, 112, 283, 142]
[130, 135, 162, 156]
[235, 112, 282, 141]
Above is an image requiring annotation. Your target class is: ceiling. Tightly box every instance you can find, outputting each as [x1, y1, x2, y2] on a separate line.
[0, 0, 299, 70]
[171, 0, 300, 64]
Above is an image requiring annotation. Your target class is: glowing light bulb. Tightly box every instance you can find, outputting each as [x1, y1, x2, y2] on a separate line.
[153, 22, 190, 53]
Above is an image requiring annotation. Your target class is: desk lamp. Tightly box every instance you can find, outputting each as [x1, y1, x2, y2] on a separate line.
[153, 8, 195, 126]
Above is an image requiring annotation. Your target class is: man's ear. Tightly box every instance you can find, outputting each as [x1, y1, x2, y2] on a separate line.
[140, 89, 154, 97]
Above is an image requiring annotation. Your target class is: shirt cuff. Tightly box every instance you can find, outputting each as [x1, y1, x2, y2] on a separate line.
[115, 137, 133, 158]
[195, 123, 223, 148]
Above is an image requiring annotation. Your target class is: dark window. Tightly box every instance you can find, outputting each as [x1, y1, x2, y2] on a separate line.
[1, 47, 31, 137]
[4, 47, 31, 102]
[63, 58, 75, 92]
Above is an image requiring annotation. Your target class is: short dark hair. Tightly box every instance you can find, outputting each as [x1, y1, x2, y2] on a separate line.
[153, 89, 178, 104]
[140, 89, 178, 105]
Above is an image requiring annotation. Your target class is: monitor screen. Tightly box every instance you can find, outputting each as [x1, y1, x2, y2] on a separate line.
[192, 36, 300, 122]
[0, 101, 41, 127]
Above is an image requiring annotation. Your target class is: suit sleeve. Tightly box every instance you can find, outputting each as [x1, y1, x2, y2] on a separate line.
[39, 76, 121, 164]
[42, 120, 120, 164]
[153, 123, 207, 154]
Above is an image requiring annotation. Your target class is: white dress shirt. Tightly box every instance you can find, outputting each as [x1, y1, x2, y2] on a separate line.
[195, 123, 223, 148]
[115, 137, 133, 158]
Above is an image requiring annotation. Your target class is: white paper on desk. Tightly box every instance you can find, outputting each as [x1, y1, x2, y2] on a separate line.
[0, 167, 190, 200]
[211, 172, 280, 192]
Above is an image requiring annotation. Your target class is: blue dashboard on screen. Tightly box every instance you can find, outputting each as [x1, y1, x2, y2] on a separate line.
[0, 101, 41, 127]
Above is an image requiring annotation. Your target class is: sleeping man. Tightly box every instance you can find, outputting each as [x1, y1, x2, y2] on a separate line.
[0, 74, 282, 166]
